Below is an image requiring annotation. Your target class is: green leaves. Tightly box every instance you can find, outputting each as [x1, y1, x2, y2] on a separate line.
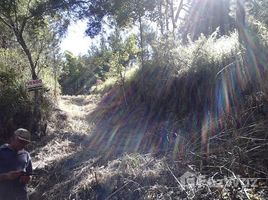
[83, 0, 158, 37]
[110, 0, 157, 27]
[107, 33, 139, 78]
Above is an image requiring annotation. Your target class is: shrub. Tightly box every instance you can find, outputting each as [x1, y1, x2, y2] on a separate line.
[0, 68, 32, 140]
[127, 32, 240, 118]
[0, 49, 58, 141]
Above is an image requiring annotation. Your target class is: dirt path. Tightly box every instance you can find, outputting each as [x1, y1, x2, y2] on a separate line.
[29, 95, 162, 200]
[31, 95, 99, 170]
[29, 95, 104, 199]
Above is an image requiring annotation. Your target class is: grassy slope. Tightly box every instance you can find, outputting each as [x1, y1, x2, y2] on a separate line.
[29, 95, 189, 200]
[30, 30, 268, 199]
[29, 93, 268, 199]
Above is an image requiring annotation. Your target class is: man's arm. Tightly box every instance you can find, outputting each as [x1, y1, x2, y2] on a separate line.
[0, 146, 22, 181]
[25, 154, 33, 174]
[0, 173, 8, 181]
[20, 153, 33, 184]
[0, 171, 22, 181]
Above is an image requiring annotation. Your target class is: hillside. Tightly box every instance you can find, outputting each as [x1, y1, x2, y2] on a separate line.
[28, 95, 268, 200]
[29, 95, 183, 199]
[1, 0, 268, 199]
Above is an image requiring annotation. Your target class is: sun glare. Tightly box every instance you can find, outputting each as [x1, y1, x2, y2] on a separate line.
[60, 20, 92, 56]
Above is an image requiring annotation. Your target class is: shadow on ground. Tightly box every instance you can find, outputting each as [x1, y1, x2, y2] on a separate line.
[29, 94, 188, 200]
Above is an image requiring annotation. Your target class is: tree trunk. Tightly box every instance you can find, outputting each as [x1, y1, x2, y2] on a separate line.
[119, 66, 128, 108]
[138, 14, 144, 70]
[16, 35, 37, 79]
[15, 31, 40, 136]
[165, 0, 169, 32]
[170, 0, 176, 40]
[175, 0, 184, 22]
[53, 52, 58, 101]
[138, 13, 147, 102]
[236, 0, 245, 44]
[158, 0, 164, 35]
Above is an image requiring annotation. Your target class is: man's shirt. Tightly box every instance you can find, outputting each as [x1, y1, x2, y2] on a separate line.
[0, 144, 32, 200]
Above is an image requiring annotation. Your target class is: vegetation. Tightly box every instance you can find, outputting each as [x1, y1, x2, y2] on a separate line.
[1, 0, 268, 199]
[0, 48, 59, 141]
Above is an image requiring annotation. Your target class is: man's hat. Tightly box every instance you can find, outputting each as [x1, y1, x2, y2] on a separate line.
[14, 128, 31, 142]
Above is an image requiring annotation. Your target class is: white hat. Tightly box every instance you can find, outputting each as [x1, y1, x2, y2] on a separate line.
[14, 128, 31, 142]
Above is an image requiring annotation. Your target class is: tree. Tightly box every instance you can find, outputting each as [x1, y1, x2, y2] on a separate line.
[236, 0, 246, 43]
[60, 48, 111, 95]
[154, 0, 188, 39]
[83, 0, 156, 66]
[107, 31, 139, 106]
[0, 0, 83, 134]
[181, 0, 235, 41]
[60, 51, 85, 94]
[0, 0, 77, 79]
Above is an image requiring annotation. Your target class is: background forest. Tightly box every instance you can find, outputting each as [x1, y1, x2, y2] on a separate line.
[1, 0, 268, 199]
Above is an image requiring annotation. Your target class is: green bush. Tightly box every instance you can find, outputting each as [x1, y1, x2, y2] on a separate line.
[0, 49, 58, 141]
[126, 32, 240, 117]
[0, 68, 32, 139]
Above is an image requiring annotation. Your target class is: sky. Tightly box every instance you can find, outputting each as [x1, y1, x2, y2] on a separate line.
[60, 0, 186, 56]
[60, 20, 93, 56]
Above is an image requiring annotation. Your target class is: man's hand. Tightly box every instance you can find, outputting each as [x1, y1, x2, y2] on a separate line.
[19, 175, 31, 184]
[5, 171, 22, 180]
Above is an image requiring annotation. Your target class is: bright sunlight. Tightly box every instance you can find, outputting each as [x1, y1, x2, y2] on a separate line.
[1, 0, 267, 199]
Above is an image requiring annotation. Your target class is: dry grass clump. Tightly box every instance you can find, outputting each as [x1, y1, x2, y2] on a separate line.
[65, 151, 267, 200]
[31, 137, 77, 169]
[29, 95, 100, 198]
[64, 154, 185, 200]
[51, 95, 99, 134]
[31, 151, 189, 200]
[183, 94, 268, 199]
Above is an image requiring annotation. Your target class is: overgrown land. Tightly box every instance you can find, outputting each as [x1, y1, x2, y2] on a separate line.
[1, 0, 268, 199]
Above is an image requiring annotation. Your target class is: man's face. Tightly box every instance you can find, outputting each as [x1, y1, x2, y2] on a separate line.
[11, 136, 29, 151]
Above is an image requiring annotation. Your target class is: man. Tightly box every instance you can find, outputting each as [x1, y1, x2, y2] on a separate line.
[0, 128, 33, 200]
